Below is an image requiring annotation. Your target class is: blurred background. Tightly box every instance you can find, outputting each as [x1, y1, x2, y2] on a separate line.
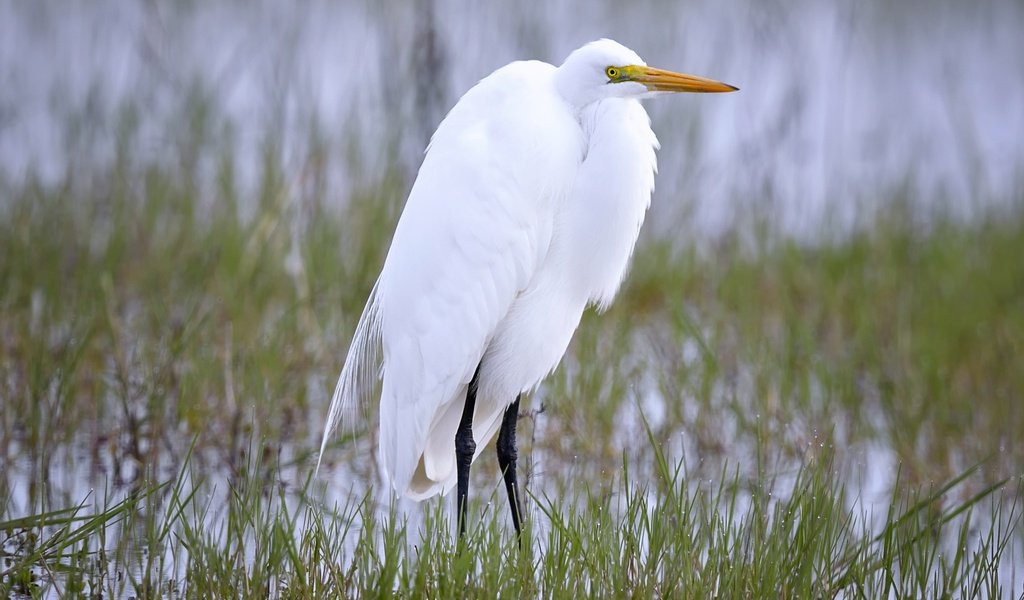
[3, 0, 1021, 234]
[1, 0, 1023, 593]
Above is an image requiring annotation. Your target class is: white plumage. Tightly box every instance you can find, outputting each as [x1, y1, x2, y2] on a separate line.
[320, 39, 736, 501]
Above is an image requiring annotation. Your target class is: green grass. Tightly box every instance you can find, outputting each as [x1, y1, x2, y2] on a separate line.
[1, 149, 1023, 597]
[0, 437, 1017, 597]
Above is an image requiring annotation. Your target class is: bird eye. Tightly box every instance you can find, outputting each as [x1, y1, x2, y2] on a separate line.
[605, 66, 620, 80]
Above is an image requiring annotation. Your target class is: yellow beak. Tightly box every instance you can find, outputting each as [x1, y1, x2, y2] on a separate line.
[630, 65, 738, 93]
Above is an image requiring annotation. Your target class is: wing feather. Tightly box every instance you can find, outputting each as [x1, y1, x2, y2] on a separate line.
[379, 149, 547, 494]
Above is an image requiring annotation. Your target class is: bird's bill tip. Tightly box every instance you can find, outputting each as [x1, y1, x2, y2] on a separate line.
[635, 66, 738, 93]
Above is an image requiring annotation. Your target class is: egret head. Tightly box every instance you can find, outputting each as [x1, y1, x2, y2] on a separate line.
[555, 39, 737, 108]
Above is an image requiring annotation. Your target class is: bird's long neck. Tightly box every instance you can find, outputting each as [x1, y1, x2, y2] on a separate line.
[558, 98, 659, 310]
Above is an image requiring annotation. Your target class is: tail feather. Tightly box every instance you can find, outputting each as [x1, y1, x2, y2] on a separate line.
[317, 280, 383, 473]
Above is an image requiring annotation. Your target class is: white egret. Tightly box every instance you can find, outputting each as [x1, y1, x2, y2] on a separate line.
[320, 39, 736, 539]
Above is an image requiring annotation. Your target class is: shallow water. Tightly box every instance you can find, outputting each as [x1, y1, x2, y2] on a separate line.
[2, 0, 1023, 594]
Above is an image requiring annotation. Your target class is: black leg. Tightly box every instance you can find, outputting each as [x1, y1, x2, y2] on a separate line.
[455, 364, 481, 540]
[496, 395, 524, 543]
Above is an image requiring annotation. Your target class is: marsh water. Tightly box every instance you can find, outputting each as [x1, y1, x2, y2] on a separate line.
[2, 0, 1024, 594]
